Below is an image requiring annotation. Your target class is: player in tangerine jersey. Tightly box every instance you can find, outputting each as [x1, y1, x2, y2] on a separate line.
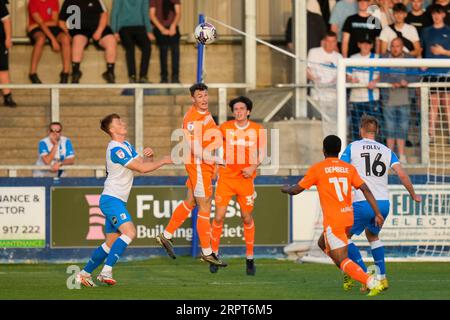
[210, 96, 265, 275]
[281, 135, 386, 297]
[156, 83, 227, 267]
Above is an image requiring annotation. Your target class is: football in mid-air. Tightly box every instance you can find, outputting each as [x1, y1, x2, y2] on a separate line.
[194, 22, 217, 45]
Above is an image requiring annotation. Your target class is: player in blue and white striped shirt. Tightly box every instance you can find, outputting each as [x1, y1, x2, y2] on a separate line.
[340, 115, 421, 291]
[76, 113, 172, 287]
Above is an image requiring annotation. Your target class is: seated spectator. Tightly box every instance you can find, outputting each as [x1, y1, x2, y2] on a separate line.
[381, 37, 417, 164]
[0, 0, 16, 107]
[59, 0, 117, 84]
[33, 122, 75, 178]
[405, 0, 433, 36]
[307, 31, 342, 136]
[342, 0, 382, 57]
[27, 0, 71, 84]
[329, 0, 358, 51]
[347, 36, 382, 142]
[111, 0, 154, 83]
[150, 0, 181, 83]
[421, 4, 450, 144]
[380, 3, 422, 57]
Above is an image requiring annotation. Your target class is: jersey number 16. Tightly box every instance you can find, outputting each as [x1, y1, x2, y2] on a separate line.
[361, 153, 386, 177]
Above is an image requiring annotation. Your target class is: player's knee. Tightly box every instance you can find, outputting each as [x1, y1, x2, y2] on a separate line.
[214, 215, 225, 225]
[241, 214, 253, 225]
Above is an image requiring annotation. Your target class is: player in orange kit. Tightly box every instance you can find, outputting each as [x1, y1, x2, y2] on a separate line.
[281, 135, 386, 297]
[156, 83, 227, 267]
[210, 96, 265, 275]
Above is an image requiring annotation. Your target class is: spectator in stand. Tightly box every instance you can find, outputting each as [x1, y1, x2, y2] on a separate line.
[59, 0, 117, 84]
[381, 37, 417, 164]
[111, 0, 154, 83]
[150, 0, 181, 83]
[307, 31, 342, 136]
[380, 3, 422, 57]
[285, 13, 327, 53]
[406, 0, 433, 37]
[342, 0, 382, 57]
[421, 4, 450, 144]
[27, 0, 71, 84]
[426, 0, 450, 25]
[33, 122, 75, 178]
[0, 0, 16, 107]
[347, 36, 382, 142]
[330, 0, 358, 51]
[371, 0, 395, 28]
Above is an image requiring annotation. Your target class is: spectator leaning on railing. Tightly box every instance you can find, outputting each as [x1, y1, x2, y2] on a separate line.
[59, 0, 117, 84]
[27, 0, 71, 84]
[0, 0, 16, 107]
[380, 37, 418, 164]
[307, 31, 342, 136]
[111, 0, 154, 84]
[33, 122, 75, 178]
[421, 3, 450, 144]
[347, 36, 382, 142]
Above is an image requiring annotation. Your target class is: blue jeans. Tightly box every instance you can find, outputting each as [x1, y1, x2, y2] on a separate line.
[383, 105, 410, 140]
[350, 101, 382, 141]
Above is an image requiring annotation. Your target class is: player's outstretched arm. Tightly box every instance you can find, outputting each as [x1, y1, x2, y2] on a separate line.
[359, 183, 384, 227]
[392, 164, 422, 202]
[281, 184, 304, 196]
[127, 156, 172, 174]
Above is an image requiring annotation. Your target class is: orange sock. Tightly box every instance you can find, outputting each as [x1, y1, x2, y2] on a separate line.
[340, 258, 370, 285]
[166, 201, 193, 234]
[211, 220, 223, 254]
[244, 220, 255, 258]
[197, 211, 212, 250]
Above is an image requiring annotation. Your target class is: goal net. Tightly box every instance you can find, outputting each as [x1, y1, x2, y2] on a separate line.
[287, 57, 450, 262]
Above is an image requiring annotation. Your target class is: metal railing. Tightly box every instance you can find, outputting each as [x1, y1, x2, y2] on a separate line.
[0, 83, 249, 155]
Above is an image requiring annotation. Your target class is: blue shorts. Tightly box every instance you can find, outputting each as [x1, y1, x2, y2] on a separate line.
[351, 200, 390, 236]
[100, 195, 132, 234]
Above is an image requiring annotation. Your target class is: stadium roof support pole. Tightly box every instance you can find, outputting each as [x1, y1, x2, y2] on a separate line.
[293, 0, 307, 118]
[51, 88, 60, 122]
[337, 57, 347, 148]
[245, 0, 256, 89]
[134, 88, 144, 154]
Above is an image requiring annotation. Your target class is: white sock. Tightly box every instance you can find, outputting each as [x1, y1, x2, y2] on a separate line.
[80, 269, 90, 276]
[202, 248, 212, 256]
[101, 265, 113, 274]
[163, 230, 173, 239]
[377, 274, 386, 280]
[366, 276, 379, 290]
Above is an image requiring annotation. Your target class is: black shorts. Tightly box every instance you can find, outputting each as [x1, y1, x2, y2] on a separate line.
[0, 44, 8, 71]
[422, 75, 450, 94]
[69, 26, 114, 50]
[28, 26, 63, 45]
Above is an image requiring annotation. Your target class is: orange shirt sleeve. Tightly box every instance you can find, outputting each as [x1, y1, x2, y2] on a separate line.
[299, 165, 318, 190]
[351, 166, 365, 189]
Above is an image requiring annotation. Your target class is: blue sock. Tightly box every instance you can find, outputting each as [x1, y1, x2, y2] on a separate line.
[348, 241, 367, 272]
[83, 243, 110, 274]
[370, 240, 386, 278]
[104, 235, 132, 268]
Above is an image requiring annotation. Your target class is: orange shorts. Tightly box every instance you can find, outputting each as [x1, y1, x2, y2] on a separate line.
[215, 176, 255, 213]
[185, 164, 214, 198]
[323, 225, 351, 253]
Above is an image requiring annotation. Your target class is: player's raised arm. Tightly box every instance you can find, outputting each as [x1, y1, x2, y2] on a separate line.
[358, 183, 384, 227]
[281, 184, 305, 195]
[126, 155, 172, 174]
[391, 163, 422, 203]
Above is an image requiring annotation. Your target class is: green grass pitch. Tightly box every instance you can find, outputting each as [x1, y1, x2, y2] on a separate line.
[0, 257, 449, 300]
